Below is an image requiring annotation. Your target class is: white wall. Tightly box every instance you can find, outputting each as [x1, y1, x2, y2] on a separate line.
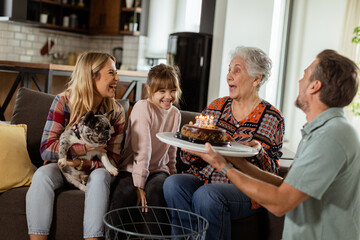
[208, 0, 275, 104]
[282, 0, 347, 151]
[209, 0, 348, 152]
[146, 0, 176, 59]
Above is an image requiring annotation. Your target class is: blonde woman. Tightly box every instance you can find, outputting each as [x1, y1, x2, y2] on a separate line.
[26, 52, 126, 240]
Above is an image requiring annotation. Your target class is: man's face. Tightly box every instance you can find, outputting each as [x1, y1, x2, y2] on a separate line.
[295, 60, 318, 112]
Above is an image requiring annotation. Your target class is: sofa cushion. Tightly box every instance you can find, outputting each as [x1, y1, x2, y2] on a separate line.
[11, 88, 55, 168]
[0, 123, 34, 192]
[10, 88, 130, 168]
[0, 186, 86, 240]
[0, 187, 29, 240]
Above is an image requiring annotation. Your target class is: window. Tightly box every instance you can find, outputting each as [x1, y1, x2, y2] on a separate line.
[266, 0, 292, 110]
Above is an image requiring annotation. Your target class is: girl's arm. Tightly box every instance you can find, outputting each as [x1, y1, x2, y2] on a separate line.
[167, 145, 177, 174]
[129, 101, 152, 189]
[167, 112, 181, 174]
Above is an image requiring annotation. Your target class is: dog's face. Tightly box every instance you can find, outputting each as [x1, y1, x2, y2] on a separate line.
[77, 110, 113, 145]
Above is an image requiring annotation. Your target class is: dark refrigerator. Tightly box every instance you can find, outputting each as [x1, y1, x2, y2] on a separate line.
[167, 32, 212, 112]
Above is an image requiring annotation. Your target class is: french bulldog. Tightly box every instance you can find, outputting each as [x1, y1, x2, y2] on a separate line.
[58, 110, 118, 191]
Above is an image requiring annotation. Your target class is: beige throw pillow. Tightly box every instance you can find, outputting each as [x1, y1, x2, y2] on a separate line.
[0, 123, 34, 192]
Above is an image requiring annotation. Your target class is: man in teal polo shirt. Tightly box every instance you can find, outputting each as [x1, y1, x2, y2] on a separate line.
[186, 49, 360, 239]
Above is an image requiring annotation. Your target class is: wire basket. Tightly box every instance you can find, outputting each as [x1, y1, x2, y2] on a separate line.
[103, 206, 209, 240]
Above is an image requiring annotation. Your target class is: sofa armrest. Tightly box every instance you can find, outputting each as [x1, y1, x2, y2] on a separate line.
[279, 147, 295, 177]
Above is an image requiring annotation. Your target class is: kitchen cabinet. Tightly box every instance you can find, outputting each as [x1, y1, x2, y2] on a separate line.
[1, 0, 148, 35]
[89, 0, 148, 35]
[27, 0, 90, 33]
[88, 0, 121, 35]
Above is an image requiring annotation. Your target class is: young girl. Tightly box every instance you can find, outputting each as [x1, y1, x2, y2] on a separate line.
[110, 63, 182, 212]
[26, 52, 126, 240]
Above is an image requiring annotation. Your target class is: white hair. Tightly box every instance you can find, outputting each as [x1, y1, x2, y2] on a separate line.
[230, 46, 272, 87]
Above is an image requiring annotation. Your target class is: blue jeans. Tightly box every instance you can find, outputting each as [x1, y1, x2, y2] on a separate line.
[26, 163, 114, 238]
[163, 174, 263, 240]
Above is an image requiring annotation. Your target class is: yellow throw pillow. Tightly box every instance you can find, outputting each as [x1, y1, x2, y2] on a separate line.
[0, 123, 34, 192]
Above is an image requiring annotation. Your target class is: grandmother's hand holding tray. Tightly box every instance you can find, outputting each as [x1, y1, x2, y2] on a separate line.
[156, 132, 258, 157]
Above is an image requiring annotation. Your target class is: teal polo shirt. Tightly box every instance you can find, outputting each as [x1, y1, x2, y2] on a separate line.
[283, 108, 360, 240]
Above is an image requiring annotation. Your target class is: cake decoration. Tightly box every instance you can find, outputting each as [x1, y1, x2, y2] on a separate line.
[176, 114, 230, 146]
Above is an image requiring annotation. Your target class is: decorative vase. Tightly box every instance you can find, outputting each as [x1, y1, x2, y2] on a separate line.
[40, 14, 48, 24]
[129, 22, 138, 31]
[126, 0, 134, 8]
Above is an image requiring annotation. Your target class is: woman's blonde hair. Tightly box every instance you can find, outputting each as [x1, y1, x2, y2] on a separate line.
[64, 51, 119, 127]
[146, 63, 182, 105]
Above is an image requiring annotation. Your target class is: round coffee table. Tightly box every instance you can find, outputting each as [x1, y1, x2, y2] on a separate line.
[103, 206, 209, 239]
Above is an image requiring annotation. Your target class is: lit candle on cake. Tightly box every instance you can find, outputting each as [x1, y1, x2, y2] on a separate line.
[194, 114, 216, 128]
[195, 115, 200, 125]
[199, 115, 204, 127]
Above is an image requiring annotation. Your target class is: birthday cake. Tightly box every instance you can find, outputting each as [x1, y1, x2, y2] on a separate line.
[177, 115, 228, 146]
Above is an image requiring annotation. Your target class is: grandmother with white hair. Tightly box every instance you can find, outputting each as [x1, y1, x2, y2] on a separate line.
[163, 46, 285, 240]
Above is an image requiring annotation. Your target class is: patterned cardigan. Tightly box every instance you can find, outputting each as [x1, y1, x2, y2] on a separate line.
[181, 96, 285, 182]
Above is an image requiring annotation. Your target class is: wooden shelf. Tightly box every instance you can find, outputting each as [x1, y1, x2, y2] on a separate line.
[31, 0, 89, 10]
[58, 25, 88, 33]
[40, 0, 61, 5]
[28, 0, 90, 33]
[39, 23, 88, 34]
[62, 4, 89, 11]
[121, 7, 142, 13]
[119, 30, 140, 35]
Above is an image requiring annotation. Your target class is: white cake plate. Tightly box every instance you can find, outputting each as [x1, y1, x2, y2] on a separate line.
[156, 132, 258, 157]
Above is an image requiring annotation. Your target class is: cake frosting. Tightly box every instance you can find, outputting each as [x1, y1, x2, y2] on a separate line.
[180, 123, 227, 143]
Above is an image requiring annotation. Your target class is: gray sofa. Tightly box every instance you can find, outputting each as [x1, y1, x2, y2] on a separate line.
[0, 87, 289, 240]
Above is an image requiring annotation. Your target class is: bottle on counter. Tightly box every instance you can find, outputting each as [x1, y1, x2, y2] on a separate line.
[68, 52, 76, 66]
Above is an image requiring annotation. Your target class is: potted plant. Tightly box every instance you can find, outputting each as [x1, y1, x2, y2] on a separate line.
[128, 16, 138, 31]
[349, 26, 360, 116]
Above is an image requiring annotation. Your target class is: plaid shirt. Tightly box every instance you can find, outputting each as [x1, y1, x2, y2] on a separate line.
[40, 94, 126, 172]
[181, 97, 285, 208]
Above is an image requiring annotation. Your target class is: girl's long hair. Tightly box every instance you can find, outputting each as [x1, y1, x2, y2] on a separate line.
[146, 63, 182, 106]
[64, 52, 119, 127]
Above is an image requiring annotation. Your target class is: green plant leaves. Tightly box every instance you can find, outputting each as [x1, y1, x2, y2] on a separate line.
[352, 26, 360, 44]
[349, 26, 360, 116]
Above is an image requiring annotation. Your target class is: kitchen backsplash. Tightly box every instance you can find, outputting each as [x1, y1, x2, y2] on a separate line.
[0, 21, 149, 71]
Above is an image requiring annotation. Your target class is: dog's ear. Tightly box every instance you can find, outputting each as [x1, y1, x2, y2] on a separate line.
[84, 111, 95, 123]
[104, 110, 114, 118]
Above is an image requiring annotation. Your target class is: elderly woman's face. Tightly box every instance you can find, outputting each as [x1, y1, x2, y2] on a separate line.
[227, 56, 260, 100]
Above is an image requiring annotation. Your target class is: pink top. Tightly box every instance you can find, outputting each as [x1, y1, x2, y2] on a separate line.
[119, 99, 181, 189]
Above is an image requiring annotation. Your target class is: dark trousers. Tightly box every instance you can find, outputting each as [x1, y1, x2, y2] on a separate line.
[110, 171, 169, 210]
[108, 171, 170, 238]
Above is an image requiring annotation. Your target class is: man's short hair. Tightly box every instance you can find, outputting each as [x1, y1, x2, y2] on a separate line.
[311, 50, 359, 107]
